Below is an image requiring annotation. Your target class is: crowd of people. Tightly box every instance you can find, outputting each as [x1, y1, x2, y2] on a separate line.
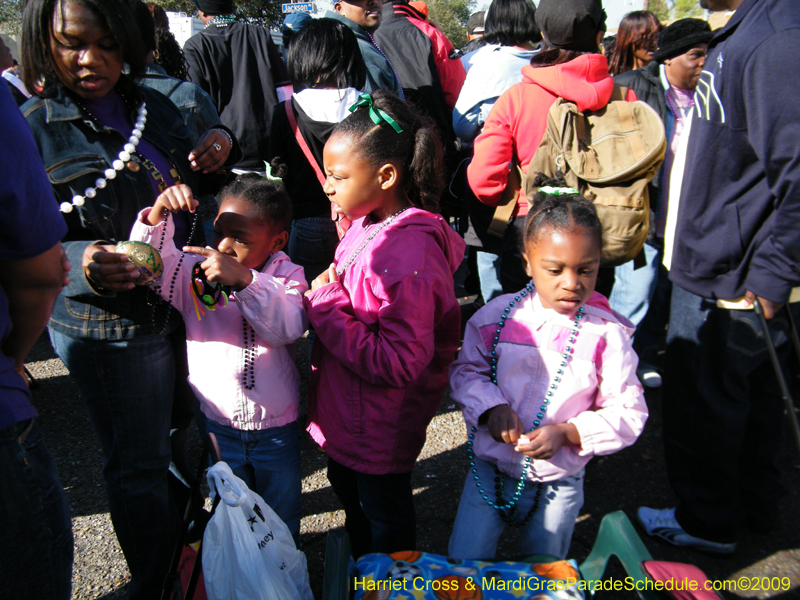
[1, 0, 797, 597]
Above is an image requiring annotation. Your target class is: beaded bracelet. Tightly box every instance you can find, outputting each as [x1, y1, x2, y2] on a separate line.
[214, 128, 233, 152]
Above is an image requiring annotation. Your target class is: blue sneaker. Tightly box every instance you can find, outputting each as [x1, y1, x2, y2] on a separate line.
[636, 507, 736, 555]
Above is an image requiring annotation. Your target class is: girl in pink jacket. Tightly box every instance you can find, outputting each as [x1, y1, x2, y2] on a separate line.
[130, 173, 307, 541]
[449, 178, 648, 559]
[304, 91, 465, 559]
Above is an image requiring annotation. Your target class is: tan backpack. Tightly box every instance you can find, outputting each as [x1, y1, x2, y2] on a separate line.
[524, 86, 666, 267]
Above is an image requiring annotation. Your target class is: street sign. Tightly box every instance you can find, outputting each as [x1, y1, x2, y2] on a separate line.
[282, 2, 314, 13]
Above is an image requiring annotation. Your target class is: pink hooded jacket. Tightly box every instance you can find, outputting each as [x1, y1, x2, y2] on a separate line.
[304, 208, 466, 474]
[467, 53, 636, 213]
[451, 290, 648, 482]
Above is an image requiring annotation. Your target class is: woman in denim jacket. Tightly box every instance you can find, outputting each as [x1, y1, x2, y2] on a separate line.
[20, 0, 236, 597]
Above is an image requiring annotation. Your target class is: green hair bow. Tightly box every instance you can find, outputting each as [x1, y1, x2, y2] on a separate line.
[538, 186, 579, 195]
[349, 93, 404, 134]
[264, 162, 283, 182]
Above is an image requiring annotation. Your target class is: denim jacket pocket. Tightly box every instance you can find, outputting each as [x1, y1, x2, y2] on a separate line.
[168, 120, 193, 145]
[48, 155, 118, 236]
[64, 292, 132, 321]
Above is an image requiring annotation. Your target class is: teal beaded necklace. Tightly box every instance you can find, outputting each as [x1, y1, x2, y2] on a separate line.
[466, 283, 585, 526]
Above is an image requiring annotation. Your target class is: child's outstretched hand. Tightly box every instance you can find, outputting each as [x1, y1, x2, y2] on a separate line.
[305, 263, 339, 297]
[182, 246, 253, 292]
[146, 184, 199, 225]
[484, 404, 526, 445]
[515, 424, 581, 461]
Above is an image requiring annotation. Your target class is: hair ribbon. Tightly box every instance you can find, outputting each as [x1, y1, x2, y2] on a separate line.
[264, 162, 283, 181]
[539, 186, 579, 195]
[349, 93, 404, 134]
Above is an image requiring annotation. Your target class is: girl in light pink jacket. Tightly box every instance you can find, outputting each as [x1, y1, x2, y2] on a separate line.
[130, 172, 307, 541]
[449, 178, 648, 560]
[303, 91, 465, 559]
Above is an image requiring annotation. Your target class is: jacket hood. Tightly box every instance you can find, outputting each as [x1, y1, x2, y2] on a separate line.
[521, 53, 614, 112]
[385, 208, 465, 275]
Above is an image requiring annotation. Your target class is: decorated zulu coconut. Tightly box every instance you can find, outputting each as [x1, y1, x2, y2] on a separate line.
[115, 240, 164, 286]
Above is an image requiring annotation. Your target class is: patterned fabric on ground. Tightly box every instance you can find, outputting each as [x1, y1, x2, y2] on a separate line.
[354, 551, 585, 600]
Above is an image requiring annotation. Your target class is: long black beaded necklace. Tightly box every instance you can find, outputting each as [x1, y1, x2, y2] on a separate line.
[149, 210, 200, 334]
[242, 317, 256, 391]
[466, 283, 585, 527]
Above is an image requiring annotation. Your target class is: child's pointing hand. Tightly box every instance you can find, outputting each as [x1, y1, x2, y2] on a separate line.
[183, 246, 254, 292]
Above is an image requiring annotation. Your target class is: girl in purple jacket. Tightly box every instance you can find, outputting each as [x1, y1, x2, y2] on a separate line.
[303, 91, 465, 558]
[449, 178, 648, 559]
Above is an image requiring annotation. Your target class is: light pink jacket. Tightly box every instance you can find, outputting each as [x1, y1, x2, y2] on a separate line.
[131, 210, 308, 430]
[451, 290, 648, 482]
[304, 208, 465, 474]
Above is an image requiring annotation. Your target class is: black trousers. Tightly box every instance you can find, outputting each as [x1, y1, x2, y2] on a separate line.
[326, 457, 415, 559]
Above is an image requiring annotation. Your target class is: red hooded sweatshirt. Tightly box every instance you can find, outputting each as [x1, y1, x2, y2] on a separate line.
[467, 53, 635, 215]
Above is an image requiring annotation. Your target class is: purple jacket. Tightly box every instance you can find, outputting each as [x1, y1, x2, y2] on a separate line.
[451, 291, 648, 483]
[304, 208, 466, 474]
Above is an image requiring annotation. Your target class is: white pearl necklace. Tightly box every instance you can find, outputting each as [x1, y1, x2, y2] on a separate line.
[60, 102, 148, 213]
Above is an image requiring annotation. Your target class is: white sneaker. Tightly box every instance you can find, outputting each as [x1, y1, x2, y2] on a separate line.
[636, 507, 736, 555]
[636, 365, 662, 388]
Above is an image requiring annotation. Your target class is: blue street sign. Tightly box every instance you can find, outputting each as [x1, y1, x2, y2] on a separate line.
[282, 2, 313, 13]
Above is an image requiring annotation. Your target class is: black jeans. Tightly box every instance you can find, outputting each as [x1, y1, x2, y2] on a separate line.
[0, 419, 73, 599]
[664, 285, 791, 543]
[326, 457, 415, 559]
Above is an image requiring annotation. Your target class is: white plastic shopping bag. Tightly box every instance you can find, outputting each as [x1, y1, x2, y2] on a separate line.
[202, 462, 314, 600]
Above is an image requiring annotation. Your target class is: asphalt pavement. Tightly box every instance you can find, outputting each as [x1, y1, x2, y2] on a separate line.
[25, 327, 800, 599]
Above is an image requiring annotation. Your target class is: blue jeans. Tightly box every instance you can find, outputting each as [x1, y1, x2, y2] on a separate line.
[610, 241, 660, 330]
[633, 259, 672, 359]
[476, 250, 503, 303]
[50, 329, 179, 600]
[0, 419, 73, 599]
[288, 216, 339, 286]
[205, 419, 302, 544]
[664, 285, 791, 543]
[448, 457, 584, 560]
[326, 457, 415, 559]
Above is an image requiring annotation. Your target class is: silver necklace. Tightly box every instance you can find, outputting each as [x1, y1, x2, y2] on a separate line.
[335, 206, 412, 276]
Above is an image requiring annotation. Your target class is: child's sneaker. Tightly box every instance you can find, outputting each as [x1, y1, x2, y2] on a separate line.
[636, 507, 736, 555]
[636, 363, 662, 388]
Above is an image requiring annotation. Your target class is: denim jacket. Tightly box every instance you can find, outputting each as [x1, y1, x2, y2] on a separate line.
[139, 64, 221, 146]
[23, 81, 221, 340]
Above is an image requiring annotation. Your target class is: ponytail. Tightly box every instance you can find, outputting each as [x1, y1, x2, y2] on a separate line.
[333, 90, 444, 212]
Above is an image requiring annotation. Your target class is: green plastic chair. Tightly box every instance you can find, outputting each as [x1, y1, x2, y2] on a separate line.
[322, 529, 351, 600]
[578, 511, 658, 599]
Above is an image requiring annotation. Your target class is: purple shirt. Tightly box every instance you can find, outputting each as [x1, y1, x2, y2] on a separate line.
[82, 89, 192, 246]
[0, 85, 67, 430]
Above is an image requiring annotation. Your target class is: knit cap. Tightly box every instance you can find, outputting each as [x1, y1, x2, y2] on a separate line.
[653, 18, 714, 62]
[535, 0, 606, 52]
